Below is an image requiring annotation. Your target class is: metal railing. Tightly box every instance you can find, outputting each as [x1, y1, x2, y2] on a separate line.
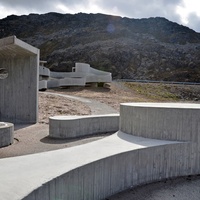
[113, 79, 200, 85]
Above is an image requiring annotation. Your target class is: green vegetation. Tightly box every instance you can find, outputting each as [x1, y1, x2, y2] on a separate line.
[124, 82, 200, 102]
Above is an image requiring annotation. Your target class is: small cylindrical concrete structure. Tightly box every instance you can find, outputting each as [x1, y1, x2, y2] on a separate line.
[0, 122, 14, 147]
[49, 114, 119, 138]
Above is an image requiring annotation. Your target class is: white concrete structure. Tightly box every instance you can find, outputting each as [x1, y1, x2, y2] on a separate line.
[39, 61, 50, 91]
[0, 36, 39, 123]
[0, 122, 14, 147]
[1, 103, 200, 200]
[39, 62, 112, 90]
[49, 114, 119, 138]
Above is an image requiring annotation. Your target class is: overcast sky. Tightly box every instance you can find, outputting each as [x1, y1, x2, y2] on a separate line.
[0, 0, 200, 32]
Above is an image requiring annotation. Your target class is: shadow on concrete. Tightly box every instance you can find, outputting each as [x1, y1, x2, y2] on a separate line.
[40, 132, 114, 144]
[40, 136, 76, 144]
[49, 84, 111, 93]
[14, 123, 36, 131]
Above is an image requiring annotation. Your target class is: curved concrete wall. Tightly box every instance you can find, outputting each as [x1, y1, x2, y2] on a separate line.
[86, 74, 112, 83]
[47, 77, 86, 88]
[0, 131, 180, 200]
[47, 79, 60, 88]
[23, 141, 187, 200]
[59, 77, 86, 87]
[50, 71, 86, 79]
[39, 66, 50, 77]
[49, 114, 119, 138]
[120, 103, 200, 141]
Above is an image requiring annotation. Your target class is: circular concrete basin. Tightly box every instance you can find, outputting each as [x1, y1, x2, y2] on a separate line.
[0, 122, 14, 147]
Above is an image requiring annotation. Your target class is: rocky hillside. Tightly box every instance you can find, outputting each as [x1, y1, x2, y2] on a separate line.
[0, 12, 200, 82]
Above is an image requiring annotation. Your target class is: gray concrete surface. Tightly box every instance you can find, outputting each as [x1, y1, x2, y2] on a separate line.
[0, 36, 39, 123]
[107, 175, 200, 200]
[0, 122, 14, 147]
[120, 102, 200, 141]
[0, 103, 200, 200]
[0, 131, 178, 200]
[49, 114, 119, 138]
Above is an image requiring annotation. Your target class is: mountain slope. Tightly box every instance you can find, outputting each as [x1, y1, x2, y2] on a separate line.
[0, 12, 200, 81]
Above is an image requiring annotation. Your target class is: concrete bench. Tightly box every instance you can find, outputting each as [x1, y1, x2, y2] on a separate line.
[0, 122, 14, 147]
[49, 114, 119, 138]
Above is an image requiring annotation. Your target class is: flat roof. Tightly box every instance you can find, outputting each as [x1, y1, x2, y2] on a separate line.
[0, 35, 39, 57]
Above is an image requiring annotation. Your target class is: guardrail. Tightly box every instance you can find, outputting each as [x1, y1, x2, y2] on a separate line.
[114, 79, 200, 85]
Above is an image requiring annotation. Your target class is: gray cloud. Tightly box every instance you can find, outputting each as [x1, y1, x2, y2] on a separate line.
[0, 0, 199, 32]
[187, 13, 200, 32]
[97, 0, 182, 22]
[0, 0, 88, 12]
[0, 0, 54, 13]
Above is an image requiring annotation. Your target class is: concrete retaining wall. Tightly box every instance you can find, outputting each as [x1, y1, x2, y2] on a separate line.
[49, 114, 119, 138]
[120, 103, 200, 141]
[25, 143, 190, 200]
[0, 122, 14, 147]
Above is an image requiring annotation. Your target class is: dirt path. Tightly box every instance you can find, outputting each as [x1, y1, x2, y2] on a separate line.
[44, 92, 118, 115]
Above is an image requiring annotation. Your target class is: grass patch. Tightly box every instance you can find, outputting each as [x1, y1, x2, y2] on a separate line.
[125, 82, 179, 101]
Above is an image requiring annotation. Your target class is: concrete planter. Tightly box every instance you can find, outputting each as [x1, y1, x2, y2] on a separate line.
[0, 122, 14, 147]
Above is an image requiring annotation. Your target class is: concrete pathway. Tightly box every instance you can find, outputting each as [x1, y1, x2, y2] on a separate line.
[44, 92, 118, 115]
[108, 175, 200, 200]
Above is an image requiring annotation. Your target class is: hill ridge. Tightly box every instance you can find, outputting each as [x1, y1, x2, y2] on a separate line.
[0, 12, 200, 82]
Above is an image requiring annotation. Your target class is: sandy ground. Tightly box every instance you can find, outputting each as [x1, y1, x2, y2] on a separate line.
[39, 92, 91, 124]
[0, 124, 112, 158]
[1, 82, 200, 199]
